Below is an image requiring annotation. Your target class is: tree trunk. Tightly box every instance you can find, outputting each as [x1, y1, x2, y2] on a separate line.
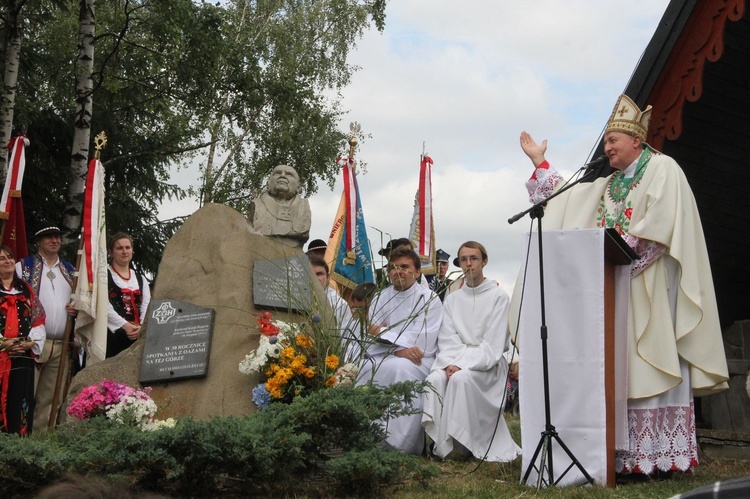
[0, 0, 24, 182]
[63, 0, 96, 240]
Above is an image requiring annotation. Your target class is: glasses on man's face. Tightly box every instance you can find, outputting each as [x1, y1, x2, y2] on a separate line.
[458, 255, 481, 264]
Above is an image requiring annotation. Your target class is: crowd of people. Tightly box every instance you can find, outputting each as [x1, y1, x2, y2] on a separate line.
[306, 238, 521, 462]
[302, 93, 728, 478]
[0, 92, 728, 483]
[0, 221, 150, 435]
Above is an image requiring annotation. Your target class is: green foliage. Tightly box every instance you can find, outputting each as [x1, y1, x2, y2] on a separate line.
[3, 0, 388, 276]
[324, 448, 439, 495]
[0, 382, 431, 497]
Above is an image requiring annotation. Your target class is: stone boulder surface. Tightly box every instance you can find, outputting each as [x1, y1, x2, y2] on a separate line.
[64, 203, 315, 420]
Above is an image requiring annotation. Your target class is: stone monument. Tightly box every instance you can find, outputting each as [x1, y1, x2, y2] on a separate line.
[63, 203, 327, 421]
[248, 164, 311, 249]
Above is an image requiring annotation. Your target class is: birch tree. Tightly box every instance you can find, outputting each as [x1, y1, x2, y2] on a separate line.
[61, 0, 95, 240]
[0, 0, 25, 179]
[5, 0, 387, 275]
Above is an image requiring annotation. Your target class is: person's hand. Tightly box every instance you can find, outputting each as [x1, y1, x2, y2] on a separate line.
[367, 322, 385, 336]
[122, 322, 141, 340]
[395, 346, 423, 366]
[445, 365, 461, 379]
[520, 131, 548, 167]
[2, 338, 32, 356]
[65, 301, 78, 317]
[0, 338, 15, 353]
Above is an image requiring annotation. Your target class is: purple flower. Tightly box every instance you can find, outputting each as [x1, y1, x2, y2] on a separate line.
[252, 384, 272, 410]
[311, 314, 322, 324]
[268, 336, 278, 344]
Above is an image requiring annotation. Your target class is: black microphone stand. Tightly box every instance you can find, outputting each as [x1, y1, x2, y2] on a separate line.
[508, 163, 605, 488]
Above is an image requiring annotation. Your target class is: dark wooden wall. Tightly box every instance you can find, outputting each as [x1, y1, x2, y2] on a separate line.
[660, 12, 750, 328]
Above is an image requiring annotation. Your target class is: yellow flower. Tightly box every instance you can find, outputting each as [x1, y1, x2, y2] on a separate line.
[266, 364, 279, 377]
[281, 346, 296, 361]
[325, 376, 337, 387]
[290, 355, 308, 375]
[304, 367, 316, 379]
[296, 333, 314, 349]
[266, 379, 283, 399]
[325, 354, 339, 370]
[277, 367, 293, 384]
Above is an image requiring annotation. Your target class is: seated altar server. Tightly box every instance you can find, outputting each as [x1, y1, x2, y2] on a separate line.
[422, 241, 521, 461]
[357, 247, 443, 454]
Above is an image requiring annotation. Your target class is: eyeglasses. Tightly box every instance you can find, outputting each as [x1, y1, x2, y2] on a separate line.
[458, 256, 481, 263]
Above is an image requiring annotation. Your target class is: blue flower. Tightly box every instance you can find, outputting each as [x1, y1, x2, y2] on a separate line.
[268, 336, 278, 344]
[252, 384, 272, 410]
[311, 314, 322, 324]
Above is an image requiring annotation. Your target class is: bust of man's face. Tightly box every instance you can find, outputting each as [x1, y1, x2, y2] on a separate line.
[267, 165, 300, 200]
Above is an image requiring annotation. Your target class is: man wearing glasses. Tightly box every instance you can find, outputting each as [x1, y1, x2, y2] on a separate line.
[357, 247, 443, 454]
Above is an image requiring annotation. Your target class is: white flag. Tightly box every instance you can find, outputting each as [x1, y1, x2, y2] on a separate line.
[73, 158, 108, 362]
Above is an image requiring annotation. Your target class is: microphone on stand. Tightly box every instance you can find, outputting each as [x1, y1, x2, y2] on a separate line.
[582, 155, 609, 177]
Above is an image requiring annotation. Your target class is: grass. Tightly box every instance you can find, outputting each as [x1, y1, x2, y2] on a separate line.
[386, 415, 749, 498]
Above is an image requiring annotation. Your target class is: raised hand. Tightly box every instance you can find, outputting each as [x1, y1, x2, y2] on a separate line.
[520, 131, 548, 167]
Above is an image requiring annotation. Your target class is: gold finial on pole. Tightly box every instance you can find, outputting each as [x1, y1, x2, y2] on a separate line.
[93, 131, 108, 159]
[348, 121, 361, 166]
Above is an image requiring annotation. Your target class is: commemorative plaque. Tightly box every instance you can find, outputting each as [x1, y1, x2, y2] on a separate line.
[253, 253, 314, 312]
[140, 299, 214, 384]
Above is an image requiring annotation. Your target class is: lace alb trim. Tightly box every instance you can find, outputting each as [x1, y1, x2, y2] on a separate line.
[615, 401, 697, 474]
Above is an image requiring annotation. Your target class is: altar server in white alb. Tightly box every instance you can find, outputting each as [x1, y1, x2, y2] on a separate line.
[422, 241, 521, 461]
[357, 247, 443, 454]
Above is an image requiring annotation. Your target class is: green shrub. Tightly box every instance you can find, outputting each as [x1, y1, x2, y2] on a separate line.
[0, 382, 433, 497]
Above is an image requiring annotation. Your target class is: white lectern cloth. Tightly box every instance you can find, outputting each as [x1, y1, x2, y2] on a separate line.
[516, 229, 629, 486]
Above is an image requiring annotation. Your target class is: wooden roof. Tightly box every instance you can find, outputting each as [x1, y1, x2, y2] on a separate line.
[599, 0, 749, 328]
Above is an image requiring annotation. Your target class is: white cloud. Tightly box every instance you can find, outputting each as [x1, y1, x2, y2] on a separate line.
[164, 0, 671, 296]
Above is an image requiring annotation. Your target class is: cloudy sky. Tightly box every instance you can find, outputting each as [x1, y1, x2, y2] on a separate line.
[164, 1, 671, 295]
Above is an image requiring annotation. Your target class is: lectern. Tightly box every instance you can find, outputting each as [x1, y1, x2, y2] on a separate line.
[517, 228, 635, 487]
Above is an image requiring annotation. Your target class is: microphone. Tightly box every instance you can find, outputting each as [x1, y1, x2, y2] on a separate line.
[583, 155, 608, 175]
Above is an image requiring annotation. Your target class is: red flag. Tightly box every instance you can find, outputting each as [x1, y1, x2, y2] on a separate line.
[339, 157, 357, 251]
[0, 134, 29, 258]
[417, 155, 433, 257]
[409, 153, 436, 276]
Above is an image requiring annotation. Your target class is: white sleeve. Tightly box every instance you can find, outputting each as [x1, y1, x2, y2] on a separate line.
[139, 275, 151, 324]
[29, 324, 46, 356]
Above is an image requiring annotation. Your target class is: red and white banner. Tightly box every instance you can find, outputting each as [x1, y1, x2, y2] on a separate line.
[417, 155, 433, 256]
[0, 134, 29, 257]
[73, 157, 108, 362]
[408, 154, 436, 276]
[339, 156, 357, 251]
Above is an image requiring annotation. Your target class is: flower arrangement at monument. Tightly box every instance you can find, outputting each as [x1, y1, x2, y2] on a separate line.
[239, 311, 358, 409]
[67, 380, 175, 431]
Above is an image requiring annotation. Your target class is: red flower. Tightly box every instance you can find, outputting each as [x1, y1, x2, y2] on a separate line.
[257, 312, 280, 336]
[624, 207, 633, 219]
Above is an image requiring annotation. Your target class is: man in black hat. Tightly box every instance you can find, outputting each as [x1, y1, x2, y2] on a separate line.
[16, 220, 76, 431]
[427, 249, 453, 301]
[374, 238, 412, 287]
[305, 239, 327, 259]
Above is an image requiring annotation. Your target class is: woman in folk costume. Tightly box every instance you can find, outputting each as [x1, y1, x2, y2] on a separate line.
[422, 241, 521, 461]
[0, 245, 46, 435]
[106, 233, 150, 358]
[519, 94, 728, 475]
